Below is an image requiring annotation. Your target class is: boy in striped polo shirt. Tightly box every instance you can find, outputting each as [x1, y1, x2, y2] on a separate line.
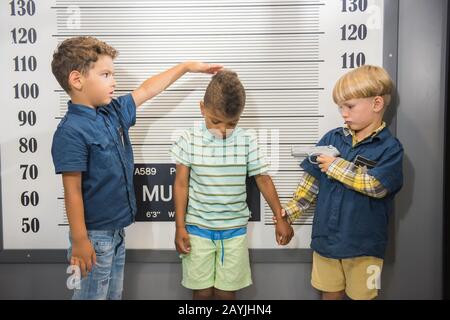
[170, 70, 294, 300]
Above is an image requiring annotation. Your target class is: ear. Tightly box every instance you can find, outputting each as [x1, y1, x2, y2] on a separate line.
[199, 101, 205, 116]
[373, 96, 385, 113]
[68, 70, 83, 92]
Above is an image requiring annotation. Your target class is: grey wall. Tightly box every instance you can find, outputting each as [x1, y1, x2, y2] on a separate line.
[378, 0, 447, 299]
[0, 0, 447, 300]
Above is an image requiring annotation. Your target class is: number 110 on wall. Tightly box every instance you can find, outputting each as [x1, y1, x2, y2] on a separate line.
[341, 0, 368, 69]
[9, 0, 41, 234]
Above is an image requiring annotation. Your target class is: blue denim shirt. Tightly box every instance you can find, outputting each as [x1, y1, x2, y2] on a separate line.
[301, 127, 404, 259]
[51, 94, 137, 230]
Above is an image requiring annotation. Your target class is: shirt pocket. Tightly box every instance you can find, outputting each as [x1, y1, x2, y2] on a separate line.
[90, 138, 114, 170]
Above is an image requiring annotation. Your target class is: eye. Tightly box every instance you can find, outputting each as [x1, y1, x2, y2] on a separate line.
[102, 72, 110, 78]
[211, 119, 220, 124]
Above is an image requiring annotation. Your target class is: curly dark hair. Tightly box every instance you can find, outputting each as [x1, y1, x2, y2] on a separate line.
[51, 36, 118, 93]
[203, 69, 246, 117]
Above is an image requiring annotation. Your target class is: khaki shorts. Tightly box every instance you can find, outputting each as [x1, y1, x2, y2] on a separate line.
[180, 234, 252, 291]
[311, 251, 384, 300]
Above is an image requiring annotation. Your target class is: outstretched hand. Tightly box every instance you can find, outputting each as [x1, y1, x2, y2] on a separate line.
[186, 61, 223, 74]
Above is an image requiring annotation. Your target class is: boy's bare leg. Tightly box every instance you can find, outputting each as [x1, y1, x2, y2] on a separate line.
[193, 287, 214, 300]
[321, 290, 346, 300]
[214, 288, 236, 300]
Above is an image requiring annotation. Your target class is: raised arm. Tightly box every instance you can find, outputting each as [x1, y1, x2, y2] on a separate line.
[131, 61, 222, 107]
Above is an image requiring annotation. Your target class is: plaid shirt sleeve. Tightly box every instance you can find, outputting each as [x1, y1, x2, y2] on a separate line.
[284, 172, 319, 223]
[326, 158, 388, 198]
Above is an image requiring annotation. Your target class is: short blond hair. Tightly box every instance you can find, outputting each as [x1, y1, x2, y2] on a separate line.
[332, 65, 394, 107]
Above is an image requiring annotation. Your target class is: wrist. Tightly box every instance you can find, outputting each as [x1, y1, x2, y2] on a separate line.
[279, 216, 289, 225]
[70, 227, 88, 242]
[282, 208, 293, 225]
[273, 210, 283, 219]
[71, 234, 89, 243]
[181, 61, 192, 73]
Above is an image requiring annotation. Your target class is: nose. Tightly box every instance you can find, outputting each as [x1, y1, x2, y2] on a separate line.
[340, 108, 349, 118]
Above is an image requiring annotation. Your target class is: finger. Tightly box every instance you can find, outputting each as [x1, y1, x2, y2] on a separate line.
[92, 251, 97, 266]
[179, 246, 189, 254]
[317, 155, 328, 164]
[175, 242, 181, 254]
[184, 237, 191, 252]
[208, 63, 223, 71]
[71, 257, 81, 275]
[79, 260, 87, 278]
[86, 258, 93, 273]
[281, 208, 286, 217]
[208, 68, 223, 74]
[176, 240, 184, 253]
[71, 256, 79, 266]
[272, 216, 278, 224]
[178, 240, 189, 254]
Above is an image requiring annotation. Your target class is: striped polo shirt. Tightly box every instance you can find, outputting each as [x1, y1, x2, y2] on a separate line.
[170, 123, 268, 230]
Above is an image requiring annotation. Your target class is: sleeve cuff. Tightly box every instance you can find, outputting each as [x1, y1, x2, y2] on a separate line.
[284, 204, 299, 224]
[170, 155, 191, 168]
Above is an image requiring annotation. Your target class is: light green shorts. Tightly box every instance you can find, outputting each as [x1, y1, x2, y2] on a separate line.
[180, 233, 252, 291]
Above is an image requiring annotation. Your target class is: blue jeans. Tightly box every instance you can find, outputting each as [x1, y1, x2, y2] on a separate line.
[67, 229, 126, 300]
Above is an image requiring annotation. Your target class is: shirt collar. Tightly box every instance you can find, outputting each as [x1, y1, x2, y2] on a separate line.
[201, 122, 237, 143]
[67, 101, 99, 120]
[342, 122, 386, 145]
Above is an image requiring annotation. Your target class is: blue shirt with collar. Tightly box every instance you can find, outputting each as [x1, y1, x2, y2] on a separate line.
[51, 94, 137, 230]
[301, 126, 404, 259]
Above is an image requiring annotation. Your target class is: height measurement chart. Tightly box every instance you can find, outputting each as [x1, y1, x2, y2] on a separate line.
[0, 0, 388, 251]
